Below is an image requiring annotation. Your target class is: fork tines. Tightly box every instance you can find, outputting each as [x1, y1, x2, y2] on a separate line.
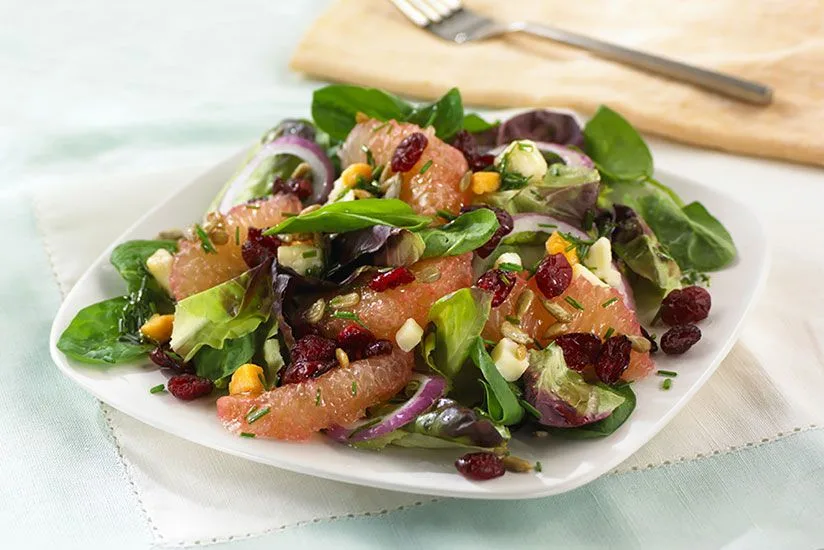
[390, 0, 462, 26]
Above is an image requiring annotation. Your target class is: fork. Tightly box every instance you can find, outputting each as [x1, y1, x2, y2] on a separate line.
[390, 0, 773, 105]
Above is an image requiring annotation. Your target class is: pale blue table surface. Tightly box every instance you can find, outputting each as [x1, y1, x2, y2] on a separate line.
[2, 1, 823, 548]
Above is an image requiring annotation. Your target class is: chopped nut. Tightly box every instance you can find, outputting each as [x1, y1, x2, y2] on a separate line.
[290, 162, 312, 180]
[516, 289, 535, 319]
[330, 292, 360, 309]
[543, 323, 570, 339]
[305, 299, 326, 324]
[501, 321, 532, 345]
[502, 455, 533, 473]
[541, 299, 573, 323]
[335, 348, 350, 369]
[627, 334, 652, 353]
[417, 265, 441, 284]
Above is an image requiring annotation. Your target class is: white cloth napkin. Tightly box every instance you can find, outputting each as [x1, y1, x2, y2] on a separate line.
[35, 141, 824, 546]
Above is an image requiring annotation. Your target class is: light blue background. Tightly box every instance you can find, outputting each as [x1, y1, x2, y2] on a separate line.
[2, 1, 822, 548]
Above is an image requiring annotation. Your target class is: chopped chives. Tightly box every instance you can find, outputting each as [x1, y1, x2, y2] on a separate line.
[662, 378, 673, 390]
[482, 338, 496, 347]
[537, 223, 557, 229]
[656, 370, 678, 378]
[497, 262, 522, 273]
[565, 243, 577, 252]
[302, 249, 318, 258]
[361, 145, 375, 168]
[505, 315, 521, 326]
[564, 296, 584, 311]
[245, 203, 260, 210]
[371, 121, 389, 133]
[240, 432, 256, 438]
[534, 461, 543, 472]
[234, 226, 240, 245]
[282, 212, 297, 218]
[436, 209, 456, 221]
[246, 406, 271, 424]
[149, 384, 165, 394]
[258, 372, 269, 391]
[315, 388, 322, 406]
[194, 224, 216, 254]
[351, 381, 358, 396]
[604, 327, 615, 339]
[419, 160, 433, 174]
[331, 310, 367, 328]
[601, 297, 619, 308]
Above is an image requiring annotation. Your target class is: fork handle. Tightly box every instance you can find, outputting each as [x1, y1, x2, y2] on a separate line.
[518, 22, 773, 105]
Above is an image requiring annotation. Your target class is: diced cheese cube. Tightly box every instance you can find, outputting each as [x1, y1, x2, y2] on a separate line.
[395, 318, 424, 352]
[494, 252, 523, 269]
[277, 244, 324, 277]
[573, 263, 608, 287]
[491, 337, 529, 382]
[145, 248, 174, 296]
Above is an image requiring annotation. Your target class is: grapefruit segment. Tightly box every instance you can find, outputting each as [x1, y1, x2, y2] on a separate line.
[314, 254, 474, 341]
[169, 193, 301, 300]
[339, 119, 471, 216]
[485, 274, 654, 381]
[216, 347, 414, 440]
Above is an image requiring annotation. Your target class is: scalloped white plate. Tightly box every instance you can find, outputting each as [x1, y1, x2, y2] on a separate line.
[49, 145, 768, 499]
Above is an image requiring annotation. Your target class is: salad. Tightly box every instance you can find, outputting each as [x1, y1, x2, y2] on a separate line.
[58, 86, 735, 481]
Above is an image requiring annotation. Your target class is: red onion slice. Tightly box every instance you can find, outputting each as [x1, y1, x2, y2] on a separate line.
[218, 136, 334, 212]
[490, 141, 594, 168]
[325, 373, 447, 443]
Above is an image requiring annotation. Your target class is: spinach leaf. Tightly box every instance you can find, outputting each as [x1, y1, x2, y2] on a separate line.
[462, 113, 499, 134]
[469, 338, 524, 426]
[427, 288, 491, 379]
[265, 198, 431, 235]
[419, 209, 499, 258]
[583, 106, 652, 181]
[57, 297, 153, 364]
[194, 332, 257, 382]
[170, 262, 273, 361]
[311, 85, 478, 142]
[110, 240, 178, 291]
[312, 85, 414, 141]
[546, 384, 636, 439]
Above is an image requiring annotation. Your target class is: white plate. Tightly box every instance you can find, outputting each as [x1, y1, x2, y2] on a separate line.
[49, 150, 768, 499]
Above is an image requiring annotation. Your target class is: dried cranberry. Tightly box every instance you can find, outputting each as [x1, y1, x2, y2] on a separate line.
[455, 452, 505, 481]
[368, 267, 416, 292]
[659, 286, 711, 326]
[554, 333, 602, 371]
[167, 373, 214, 401]
[595, 335, 632, 385]
[640, 326, 658, 353]
[337, 323, 376, 359]
[391, 132, 428, 172]
[364, 339, 393, 358]
[450, 131, 494, 171]
[460, 204, 513, 258]
[280, 359, 337, 385]
[291, 334, 337, 363]
[272, 176, 314, 201]
[149, 347, 193, 373]
[476, 268, 516, 307]
[241, 227, 282, 268]
[660, 324, 701, 355]
[534, 254, 573, 299]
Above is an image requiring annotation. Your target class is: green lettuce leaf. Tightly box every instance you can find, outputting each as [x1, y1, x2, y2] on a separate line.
[170, 262, 273, 361]
[419, 209, 499, 258]
[194, 332, 257, 382]
[546, 383, 636, 439]
[57, 297, 153, 364]
[469, 338, 525, 426]
[583, 106, 652, 181]
[264, 198, 430, 236]
[426, 288, 491, 379]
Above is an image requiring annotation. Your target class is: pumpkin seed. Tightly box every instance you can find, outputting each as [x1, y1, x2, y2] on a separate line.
[502, 455, 533, 473]
[418, 265, 442, 284]
[330, 292, 360, 309]
[540, 299, 573, 323]
[543, 323, 570, 339]
[335, 348, 350, 368]
[502, 321, 532, 345]
[627, 334, 652, 353]
[305, 299, 326, 324]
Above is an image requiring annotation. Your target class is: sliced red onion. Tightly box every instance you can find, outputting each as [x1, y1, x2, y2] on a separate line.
[511, 213, 587, 240]
[325, 373, 447, 443]
[218, 136, 334, 212]
[490, 141, 594, 168]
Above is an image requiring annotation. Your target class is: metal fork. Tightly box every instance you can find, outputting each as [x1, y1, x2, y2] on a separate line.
[390, 0, 773, 105]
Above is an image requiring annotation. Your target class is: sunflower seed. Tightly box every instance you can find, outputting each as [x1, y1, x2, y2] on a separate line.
[291, 162, 312, 180]
[502, 321, 532, 345]
[330, 292, 360, 309]
[418, 265, 442, 284]
[305, 299, 326, 324]
[543, 323, 570, 339]
[516, 289, 535, 319]
[540, 300, 573, 323]
[459, 171, 472, 192]
[502, 455, 533, 473]
[627, 334, 652, 353]
[335, 348, 350, 368]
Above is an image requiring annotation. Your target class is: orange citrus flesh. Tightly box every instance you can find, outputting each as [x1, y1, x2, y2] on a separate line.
[339, 119, 471, 216]
[313, 254, 474, 341]
[169, 193, 301, 300]
[216, 347, 414, 440]
[485, 274, 654, 381]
